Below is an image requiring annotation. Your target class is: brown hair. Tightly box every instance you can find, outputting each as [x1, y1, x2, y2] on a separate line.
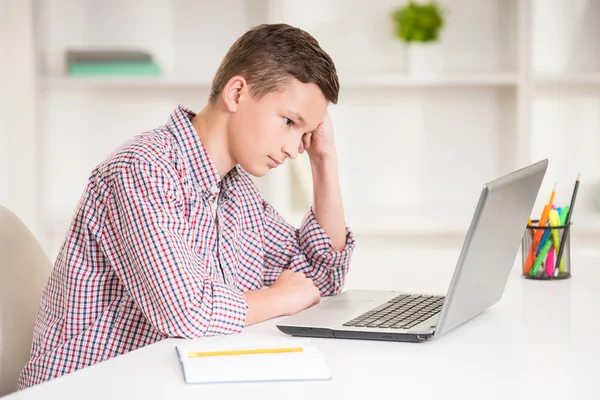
[209, 23, 339, 105]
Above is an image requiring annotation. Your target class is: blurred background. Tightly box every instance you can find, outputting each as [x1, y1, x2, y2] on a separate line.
[1, 0, 599, 266]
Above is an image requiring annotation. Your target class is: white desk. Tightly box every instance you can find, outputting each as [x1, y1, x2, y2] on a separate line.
[5, 246, 600, 400]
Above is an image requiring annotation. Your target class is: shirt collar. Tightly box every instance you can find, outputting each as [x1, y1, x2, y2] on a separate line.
[166, 105, 235, 195]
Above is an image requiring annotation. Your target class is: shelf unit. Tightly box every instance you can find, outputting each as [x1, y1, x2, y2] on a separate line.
[41, 76, 213, 90]
[340, 73, 519, 88]
[27, 0, 600, 261]
[534, 74, 600, 86]
[43, 73, 520, 90]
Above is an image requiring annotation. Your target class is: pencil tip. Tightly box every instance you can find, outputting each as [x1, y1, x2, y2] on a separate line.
[577, 172, 580, 181]
[553, 182, 557, 190]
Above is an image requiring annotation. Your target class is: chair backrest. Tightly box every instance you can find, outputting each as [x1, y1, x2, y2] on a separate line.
[0, 205, 52, 396]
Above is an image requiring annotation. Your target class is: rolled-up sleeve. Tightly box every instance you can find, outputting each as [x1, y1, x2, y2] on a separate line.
[262, 202, 355, 296]
[104, 162, 248, 338]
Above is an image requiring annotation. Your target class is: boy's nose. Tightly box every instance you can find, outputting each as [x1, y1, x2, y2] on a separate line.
[282, 143, 299, 160]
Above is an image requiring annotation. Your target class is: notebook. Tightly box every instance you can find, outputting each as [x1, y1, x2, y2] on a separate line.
[175, 338, 331, 384]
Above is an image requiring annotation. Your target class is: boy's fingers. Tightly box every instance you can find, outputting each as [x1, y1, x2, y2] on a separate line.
[303, 132, 312, 149]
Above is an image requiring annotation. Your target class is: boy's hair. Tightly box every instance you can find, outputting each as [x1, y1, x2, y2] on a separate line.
[209, 23, 339, 105]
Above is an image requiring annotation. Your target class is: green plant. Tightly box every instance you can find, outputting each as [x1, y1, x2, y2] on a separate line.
[391, 1, 446, 44]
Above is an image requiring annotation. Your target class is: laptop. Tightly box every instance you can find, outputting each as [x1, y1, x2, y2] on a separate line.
[276, 159, 548, 343]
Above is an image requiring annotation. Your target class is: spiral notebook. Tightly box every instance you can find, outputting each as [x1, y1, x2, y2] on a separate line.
[176, 339, 331, 384]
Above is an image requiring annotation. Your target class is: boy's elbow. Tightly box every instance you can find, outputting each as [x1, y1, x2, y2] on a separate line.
[162, 300, 246, 338]
[154, 311, 210, 339]
[319, 274, 346, 297]
[326, 284, 345, 296]
[147, 297, 215, 339]
[144, 280, 246, 338]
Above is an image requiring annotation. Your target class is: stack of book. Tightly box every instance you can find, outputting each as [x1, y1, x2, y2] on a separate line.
[66, 49, 161, 76]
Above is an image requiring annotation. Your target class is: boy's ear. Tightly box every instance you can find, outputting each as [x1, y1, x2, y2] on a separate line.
[222, 76, 247, 113]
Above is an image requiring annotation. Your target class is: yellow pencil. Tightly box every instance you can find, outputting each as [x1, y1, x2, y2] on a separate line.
[187, 347, 304, 358]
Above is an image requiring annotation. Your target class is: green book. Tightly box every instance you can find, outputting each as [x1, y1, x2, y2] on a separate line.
[66, 50, 153, 64]
[68, 62, 162, 76]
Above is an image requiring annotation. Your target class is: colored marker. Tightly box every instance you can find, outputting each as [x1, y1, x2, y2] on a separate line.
[546, 247, 555, 278]
[547, 209, 562, 276]
[555, 174, 579, 277]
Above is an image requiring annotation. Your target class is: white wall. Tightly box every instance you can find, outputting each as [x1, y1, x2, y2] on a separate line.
[530, 0, 600, 232]
[1, 0, 599, 261]
[533, 0, 600, 74]
[0, 0, 38, 234]
[277, 0, 518, 75]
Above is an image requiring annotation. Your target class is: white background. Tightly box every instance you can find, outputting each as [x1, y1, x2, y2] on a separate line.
[1, 0, 599, 261]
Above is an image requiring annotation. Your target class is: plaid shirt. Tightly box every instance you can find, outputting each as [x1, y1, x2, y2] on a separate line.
[19, 105, 355, 389]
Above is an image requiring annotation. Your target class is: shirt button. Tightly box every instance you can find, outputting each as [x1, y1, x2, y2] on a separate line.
[210, 185, 219, 194]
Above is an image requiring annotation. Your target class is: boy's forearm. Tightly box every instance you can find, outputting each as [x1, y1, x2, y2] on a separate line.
[310, 153, 347, 251]
[243, 289, 285, 326]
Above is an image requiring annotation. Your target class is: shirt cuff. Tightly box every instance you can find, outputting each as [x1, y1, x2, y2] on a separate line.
[298, 208, 356, 271]
[204, 282, 249, 335]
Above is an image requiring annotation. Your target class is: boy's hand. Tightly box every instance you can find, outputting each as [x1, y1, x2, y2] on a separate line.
[270, 270, 321, 315]
[242, 270, 320, 327]
[300, 111, 336, 160]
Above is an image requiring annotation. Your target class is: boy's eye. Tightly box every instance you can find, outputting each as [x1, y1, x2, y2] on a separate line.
[283, 117, 294, 126]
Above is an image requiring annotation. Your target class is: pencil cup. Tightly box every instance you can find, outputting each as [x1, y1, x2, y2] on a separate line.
[521, 220, 571, 280]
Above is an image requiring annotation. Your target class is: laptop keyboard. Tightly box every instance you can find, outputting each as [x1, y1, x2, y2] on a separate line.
[342, 294, 445, 330]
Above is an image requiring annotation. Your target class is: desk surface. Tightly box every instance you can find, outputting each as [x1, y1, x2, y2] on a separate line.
[6, 246, 600, 400]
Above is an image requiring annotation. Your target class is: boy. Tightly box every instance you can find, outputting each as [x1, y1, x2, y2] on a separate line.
[19, 23, 355, 389]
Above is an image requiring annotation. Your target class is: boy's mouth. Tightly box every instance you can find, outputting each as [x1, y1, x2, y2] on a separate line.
[268, 156, 282, 168]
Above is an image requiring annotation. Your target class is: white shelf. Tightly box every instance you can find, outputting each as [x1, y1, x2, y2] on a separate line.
[41, 73, 520, 91]
[284, 212, 600, 238]
[41, 75, 212, 90]
[23, 0, 600, 252]
[340, 73, 519, 88]
[535, 73, 600, 86]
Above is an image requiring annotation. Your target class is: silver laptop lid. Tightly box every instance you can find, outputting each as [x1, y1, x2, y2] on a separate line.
[434, 159, 548, 338]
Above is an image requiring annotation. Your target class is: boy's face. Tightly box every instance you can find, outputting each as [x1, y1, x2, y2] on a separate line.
[228, 78, 328, 177]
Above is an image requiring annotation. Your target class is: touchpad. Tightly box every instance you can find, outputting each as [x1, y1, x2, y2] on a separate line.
[322, 300, 373, 311]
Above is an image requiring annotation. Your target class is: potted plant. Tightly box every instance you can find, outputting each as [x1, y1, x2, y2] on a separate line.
[391, 1, 447, 75]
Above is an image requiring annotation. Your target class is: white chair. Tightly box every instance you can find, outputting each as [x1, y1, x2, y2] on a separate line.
[0, 205, 52, 396]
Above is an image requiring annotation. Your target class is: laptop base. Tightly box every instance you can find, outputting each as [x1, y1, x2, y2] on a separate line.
[276, 325, 434, 343]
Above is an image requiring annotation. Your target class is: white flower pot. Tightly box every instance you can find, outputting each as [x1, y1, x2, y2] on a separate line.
[406, 42, 444, 76]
